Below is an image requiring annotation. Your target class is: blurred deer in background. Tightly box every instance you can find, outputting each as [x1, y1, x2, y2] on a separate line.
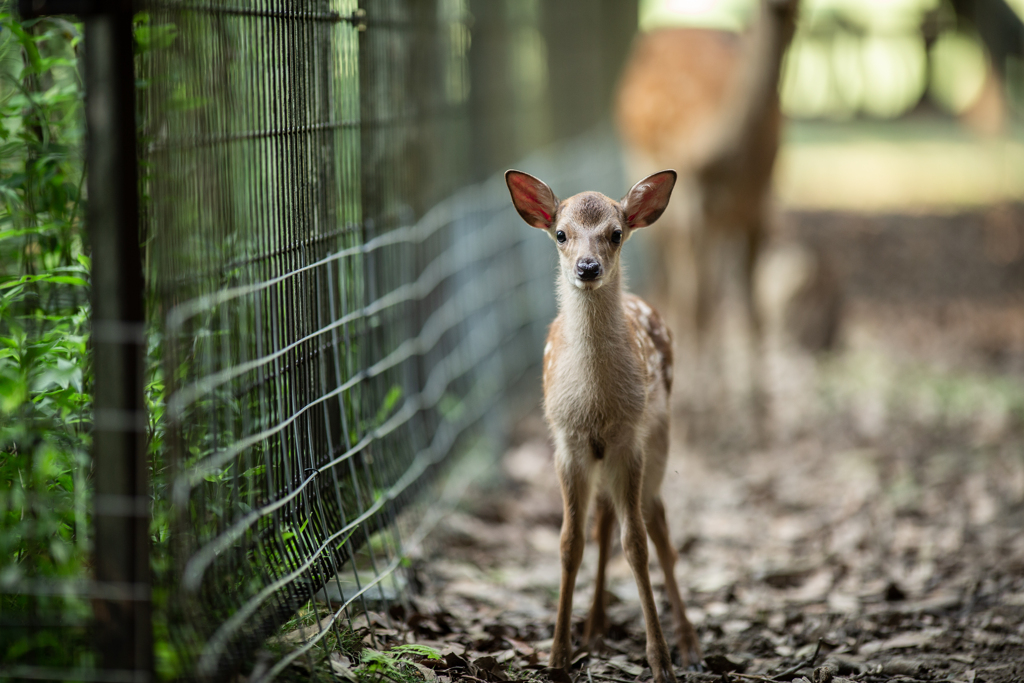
[616, 0, 800, 427]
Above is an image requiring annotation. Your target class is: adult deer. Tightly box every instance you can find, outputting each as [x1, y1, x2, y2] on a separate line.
[505, 169, 700, 683]
[616, 0, 800, 421]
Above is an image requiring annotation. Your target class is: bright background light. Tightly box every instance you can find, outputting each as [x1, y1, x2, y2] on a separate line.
[639, 0, 997, 121]
[635, 0, 1024, 211]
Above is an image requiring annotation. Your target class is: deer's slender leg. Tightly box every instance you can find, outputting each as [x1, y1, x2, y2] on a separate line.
[609, 446, 677, 683]
[551, 446, 592, 670]
[692, 213, 718, 360]
[645, 497, 701, 668]
[740, 219, 768, 439]
[584, 495, 615, 651]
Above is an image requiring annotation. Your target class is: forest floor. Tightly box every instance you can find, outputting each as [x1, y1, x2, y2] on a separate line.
[310, 205, 1024, 683]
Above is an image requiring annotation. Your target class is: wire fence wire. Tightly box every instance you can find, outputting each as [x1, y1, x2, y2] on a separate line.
[141, 0, 628, 678]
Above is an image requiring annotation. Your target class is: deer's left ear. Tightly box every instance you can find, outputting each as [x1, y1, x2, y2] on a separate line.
[621, 170, 676, 228]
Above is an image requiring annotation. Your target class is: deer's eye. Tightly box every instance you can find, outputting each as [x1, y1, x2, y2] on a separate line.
[611, 230, 622, 244]
[556, 230, 567, 244]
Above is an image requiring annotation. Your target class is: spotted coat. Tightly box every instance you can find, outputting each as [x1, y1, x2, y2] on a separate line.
[623, 293, 673, 396]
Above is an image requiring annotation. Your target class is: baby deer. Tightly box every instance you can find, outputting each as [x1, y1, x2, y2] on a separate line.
[505, 170, 700, 683]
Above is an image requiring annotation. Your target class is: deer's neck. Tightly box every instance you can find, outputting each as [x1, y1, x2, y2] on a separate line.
[707, 3, 796, 165]
[556, 272, 629, 359]
[748, 5, 796, 107]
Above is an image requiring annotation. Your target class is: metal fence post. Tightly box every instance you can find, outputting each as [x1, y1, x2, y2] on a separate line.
[15, 6, 150, 682]
[85, 7, 151, 675]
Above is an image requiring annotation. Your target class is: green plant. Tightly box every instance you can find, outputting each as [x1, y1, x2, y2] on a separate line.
[388, 644, 442, 660]
[356, 644, 442, 683]
[332, 625, 365, 658]
[0, 6, 89, 667]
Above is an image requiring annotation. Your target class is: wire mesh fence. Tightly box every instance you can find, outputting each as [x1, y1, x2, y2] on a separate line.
[1, 0, 633, 680]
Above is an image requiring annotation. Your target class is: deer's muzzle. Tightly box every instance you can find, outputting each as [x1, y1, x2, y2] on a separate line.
[576, 258, 602, 281]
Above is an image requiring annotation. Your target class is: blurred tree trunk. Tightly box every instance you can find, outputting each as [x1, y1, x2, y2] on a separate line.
[466, 0, 638, 176]
[468, 0, 519, 179]
[543, 0, 638, 141]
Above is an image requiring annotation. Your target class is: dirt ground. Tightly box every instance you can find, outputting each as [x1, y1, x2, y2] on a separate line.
[341, 206, 1024, 683]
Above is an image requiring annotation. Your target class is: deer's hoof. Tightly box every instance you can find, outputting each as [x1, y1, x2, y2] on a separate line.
[549, 645, 571, 671]
[583, 616, 604, 651]
[677, 621, 703, 671]
[648, 647, 677, 683]
[653, 663, 677, 683]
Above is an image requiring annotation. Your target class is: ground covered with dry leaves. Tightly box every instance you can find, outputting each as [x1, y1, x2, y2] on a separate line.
[307, 206, 1024, 683]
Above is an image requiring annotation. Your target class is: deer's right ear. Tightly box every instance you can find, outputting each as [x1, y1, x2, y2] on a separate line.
[505, 170, 559, 229]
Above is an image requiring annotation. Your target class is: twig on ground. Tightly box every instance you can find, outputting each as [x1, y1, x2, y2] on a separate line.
[731, 674, 779, 683]
[770, 638, 824, 682]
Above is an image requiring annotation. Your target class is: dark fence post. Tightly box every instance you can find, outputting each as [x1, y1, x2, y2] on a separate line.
[85, 5, 150, 676]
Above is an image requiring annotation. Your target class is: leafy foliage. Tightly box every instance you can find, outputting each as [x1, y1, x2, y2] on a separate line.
[357, 644, 443, 683]
[0, 7, 90, 666]
[388, 644, 443, 661]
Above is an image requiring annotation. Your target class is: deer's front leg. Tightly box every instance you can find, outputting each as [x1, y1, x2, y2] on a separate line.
[551, 446, 592, 671]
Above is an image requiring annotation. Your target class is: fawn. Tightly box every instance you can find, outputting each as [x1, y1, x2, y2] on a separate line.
[505, 169, 700, 683]
[616, 0, 800, 418]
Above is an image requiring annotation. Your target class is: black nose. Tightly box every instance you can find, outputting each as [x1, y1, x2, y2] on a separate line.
[576, 258, 602, 280]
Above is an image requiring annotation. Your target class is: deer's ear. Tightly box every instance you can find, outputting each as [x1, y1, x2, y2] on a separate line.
[622, 170, 676, 228]
[505, 170, 559, 229]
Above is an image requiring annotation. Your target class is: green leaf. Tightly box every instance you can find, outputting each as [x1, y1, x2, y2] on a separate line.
[4, 21, 43, 74]
[31, 357, 81, 392]
[0, 223, 62, 241]
[390, 644, 442, 661]
[374, 385, 403, 426]
[0, 274, 87, 289]
[0, 374, 28, 413]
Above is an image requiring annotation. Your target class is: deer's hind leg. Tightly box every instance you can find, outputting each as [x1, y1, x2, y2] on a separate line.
[607, 443, 676, 683]
[643, 412, 702, 669]
[645, 498, 701, 669]
[739, 217, 769, 441]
